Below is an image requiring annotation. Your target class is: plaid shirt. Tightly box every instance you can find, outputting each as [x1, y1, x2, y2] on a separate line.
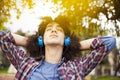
[0, 31, 109, 80]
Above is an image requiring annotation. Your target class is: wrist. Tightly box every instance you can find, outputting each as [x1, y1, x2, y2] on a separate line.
[0, 31, 5, 35]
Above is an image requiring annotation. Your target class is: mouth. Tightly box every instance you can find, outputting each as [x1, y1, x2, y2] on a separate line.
[50, 34, 58, 38]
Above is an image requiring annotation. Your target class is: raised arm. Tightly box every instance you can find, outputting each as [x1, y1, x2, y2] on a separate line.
[78, 36, 116, 76]
[58, 36, 116, 79]
[11, 33, 28, 46]
[79, 38, 95, 50]
[80, 36, 116, 51]
[0, 31, 29, 69]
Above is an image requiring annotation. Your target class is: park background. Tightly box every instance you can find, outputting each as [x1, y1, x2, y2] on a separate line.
[0, 0, 120, 80]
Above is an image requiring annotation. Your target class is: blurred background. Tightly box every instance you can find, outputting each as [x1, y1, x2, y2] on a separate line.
[0, 0, 120, 80]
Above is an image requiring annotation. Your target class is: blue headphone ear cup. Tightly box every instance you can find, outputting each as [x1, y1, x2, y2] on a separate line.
[38, 36, 44, 47]
[64, 37, 71, 47]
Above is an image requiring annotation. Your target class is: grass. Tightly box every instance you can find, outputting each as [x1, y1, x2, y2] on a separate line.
[0, 68, 8, 74]
[91, 75, 120, 80]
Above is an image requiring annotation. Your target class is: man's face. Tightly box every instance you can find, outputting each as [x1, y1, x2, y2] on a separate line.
[43, 22, 65, 46]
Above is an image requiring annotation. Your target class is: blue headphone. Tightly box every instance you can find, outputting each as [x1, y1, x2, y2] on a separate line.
[38, 36, 71, 47]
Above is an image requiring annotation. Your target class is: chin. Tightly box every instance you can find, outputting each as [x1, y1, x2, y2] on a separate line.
[47, 41, 62, 45]
[50, 42, 59, 44]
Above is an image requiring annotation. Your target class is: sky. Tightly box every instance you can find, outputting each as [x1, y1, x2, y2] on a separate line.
[4, 1, 61, 34]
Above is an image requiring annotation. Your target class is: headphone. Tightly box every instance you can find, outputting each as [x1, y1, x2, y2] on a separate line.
[38, 36, 71, 47]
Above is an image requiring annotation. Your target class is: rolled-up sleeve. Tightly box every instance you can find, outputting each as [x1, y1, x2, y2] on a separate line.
[81, 36, 116, 76]
[100, 36, 116, 52]
[0, 31, 28, 70]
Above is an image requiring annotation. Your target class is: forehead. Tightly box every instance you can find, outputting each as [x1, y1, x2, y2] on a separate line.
[46, 22, 62, 28]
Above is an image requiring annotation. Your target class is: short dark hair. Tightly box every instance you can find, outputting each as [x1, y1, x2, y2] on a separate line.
[26, 15, 81, 61]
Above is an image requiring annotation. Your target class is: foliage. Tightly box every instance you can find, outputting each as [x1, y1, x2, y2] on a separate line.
[0, 0, 35, 30]
[0, 0, 120, 36]
[15, 29, 26, 36]
[51, 0, 120, 37]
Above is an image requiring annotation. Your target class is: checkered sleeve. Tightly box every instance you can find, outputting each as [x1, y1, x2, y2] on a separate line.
[81, 37, 116, 76]
[0, 31, 28, 70]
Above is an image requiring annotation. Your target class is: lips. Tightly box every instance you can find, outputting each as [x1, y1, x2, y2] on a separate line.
[50, 34, 58, 37]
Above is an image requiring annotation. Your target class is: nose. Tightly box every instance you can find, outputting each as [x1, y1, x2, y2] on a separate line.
[51, 26, 57, 33]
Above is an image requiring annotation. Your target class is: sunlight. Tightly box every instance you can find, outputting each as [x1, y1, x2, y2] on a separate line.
[5, 0, 61, 34]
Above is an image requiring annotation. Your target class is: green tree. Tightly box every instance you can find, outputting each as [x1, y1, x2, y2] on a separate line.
[112, 0, 120, 36]
[51, 0, 120, 38]
[0, 0, 35, 30]
[15, 29, 26, 36]
[1, 0, 119, 36]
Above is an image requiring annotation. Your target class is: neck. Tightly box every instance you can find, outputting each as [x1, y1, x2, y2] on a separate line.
[45, 45, 63, 64]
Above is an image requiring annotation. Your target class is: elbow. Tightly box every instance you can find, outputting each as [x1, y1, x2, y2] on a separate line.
[111, 37, 116, 48]
[108, 37, 116, 51]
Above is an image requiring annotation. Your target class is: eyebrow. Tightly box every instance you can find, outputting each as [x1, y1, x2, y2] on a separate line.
[46, 24, 61, 28]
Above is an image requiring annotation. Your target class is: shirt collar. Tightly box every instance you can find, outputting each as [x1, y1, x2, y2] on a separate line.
[40, 56, 65, 67]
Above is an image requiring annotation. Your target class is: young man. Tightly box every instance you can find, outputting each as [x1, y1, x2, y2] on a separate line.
[0, 16, 116, 80]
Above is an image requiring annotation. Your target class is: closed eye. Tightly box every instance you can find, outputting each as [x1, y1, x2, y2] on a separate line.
[57, 27, 63, 32]
[46, 28, 52, 31]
